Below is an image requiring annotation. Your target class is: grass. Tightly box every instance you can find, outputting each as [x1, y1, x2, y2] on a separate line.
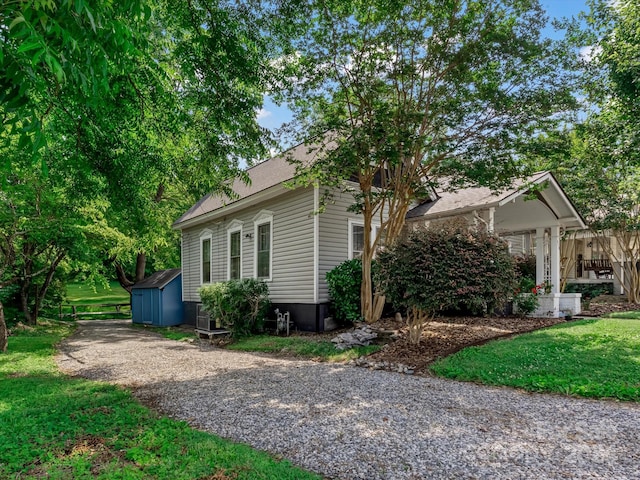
[431, 318, 640, 402]
[0, 322, 321, 480]
[66, 281, 130, 305]
[602, 310, 640, 320]
[226, 334, 380, 362]
[63, 281, 131, 319]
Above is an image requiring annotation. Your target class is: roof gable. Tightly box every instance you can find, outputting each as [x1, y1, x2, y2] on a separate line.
[173, 139, 333, 229]
[407, 171, 586, 229]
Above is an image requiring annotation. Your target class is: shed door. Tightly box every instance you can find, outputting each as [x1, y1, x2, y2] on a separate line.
[133, 291, 153, 325]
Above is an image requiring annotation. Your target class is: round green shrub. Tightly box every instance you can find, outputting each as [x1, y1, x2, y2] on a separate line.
[199, 279, 270, 336]
[375, 224, 518, 317]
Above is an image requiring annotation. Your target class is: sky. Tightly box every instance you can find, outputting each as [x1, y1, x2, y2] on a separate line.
[257, 0, 592, 136]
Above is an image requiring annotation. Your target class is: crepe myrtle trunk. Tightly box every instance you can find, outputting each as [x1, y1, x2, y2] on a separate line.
[360, 207, 386, 323]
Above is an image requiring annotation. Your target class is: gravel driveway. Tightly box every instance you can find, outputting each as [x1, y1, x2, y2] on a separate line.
[57, 320, 640, 480]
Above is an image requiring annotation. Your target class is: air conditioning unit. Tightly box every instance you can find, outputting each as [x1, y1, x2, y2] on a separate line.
[196, 304, 213, 331]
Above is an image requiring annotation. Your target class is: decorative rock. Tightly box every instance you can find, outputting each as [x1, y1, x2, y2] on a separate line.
[353, 356, 417, 376]
[331, 326, 378, 350]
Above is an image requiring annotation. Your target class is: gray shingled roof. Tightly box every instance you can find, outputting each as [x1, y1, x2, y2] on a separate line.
[406, 171, 551, 219]
[132, 268, 181, 290]
[173, 139, 333, 228]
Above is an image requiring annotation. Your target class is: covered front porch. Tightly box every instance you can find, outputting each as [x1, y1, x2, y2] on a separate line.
[406, 172, 587, 317]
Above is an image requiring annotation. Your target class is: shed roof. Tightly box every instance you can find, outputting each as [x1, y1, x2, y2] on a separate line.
[132, 268, 182, 290]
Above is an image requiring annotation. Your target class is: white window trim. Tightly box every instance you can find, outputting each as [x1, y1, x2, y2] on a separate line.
[348, 219, 380, 260]
[227, 220, 243, 280]
[253, 211, 274, 281]
[199, 229, 213, 285]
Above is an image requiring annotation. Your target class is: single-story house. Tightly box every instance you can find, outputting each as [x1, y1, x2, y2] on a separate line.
[172, 140, 373, 331]
[173, 144, 587, 329]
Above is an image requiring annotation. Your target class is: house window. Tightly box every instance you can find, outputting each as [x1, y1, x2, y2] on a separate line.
[352, 224, 365, 258]
[228, 230, 242, 280]
[253, 211, 273, 280]
[200, 234, 212, 284]
[257, 223, 271, 278]
[349, 220, 380, 259]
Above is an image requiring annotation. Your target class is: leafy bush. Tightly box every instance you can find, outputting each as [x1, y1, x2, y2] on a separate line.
[513, 277, 539, 317]
[564, 282, 614, 299]
[326, 258, 363, 324]
[514, 254, 536, 280]
[199, 279, 270, 336]
[375, 224, 518, 327]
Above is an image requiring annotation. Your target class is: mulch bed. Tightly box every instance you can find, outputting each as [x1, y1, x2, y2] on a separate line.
[360, 295, 640, 376]
[364, 315, 569, 376]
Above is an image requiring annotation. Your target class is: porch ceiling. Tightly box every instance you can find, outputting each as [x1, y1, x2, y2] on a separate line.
[494, 194, 583, 233]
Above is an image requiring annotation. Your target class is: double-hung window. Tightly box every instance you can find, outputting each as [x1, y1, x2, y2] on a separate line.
[227, 221, 243, 280]
[253, 211, 273, 280]
[349, 220, 380, 259]
[200, 230, 212, 284]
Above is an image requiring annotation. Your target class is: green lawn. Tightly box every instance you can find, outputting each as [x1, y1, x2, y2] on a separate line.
[227, 334, 381, 361]
[603, 310, 640, 320]
[63, 281, 131, 319]
[431, 318, 640, 401]
[66, 281, 130, 305]
[0, 322, 321, 480]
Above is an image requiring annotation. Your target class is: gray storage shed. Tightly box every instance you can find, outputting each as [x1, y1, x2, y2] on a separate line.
[131, 269, 183, 326]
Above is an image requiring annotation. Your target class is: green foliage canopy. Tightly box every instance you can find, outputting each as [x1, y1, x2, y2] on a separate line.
[277, 0, 579, 321]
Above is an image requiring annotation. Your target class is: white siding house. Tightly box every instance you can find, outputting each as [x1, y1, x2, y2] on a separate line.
[173, 142, 372, 331]
[175, 138, 588, 327]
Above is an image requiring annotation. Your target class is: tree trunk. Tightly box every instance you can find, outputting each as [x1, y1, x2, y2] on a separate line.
[30, 252, 66, 323]
[115, 262, 135, 294]
[135, 252, 146, 283]
[114, 252, 146, 294]
[0, 300, 7, 353]
[20, 282, 34, 325]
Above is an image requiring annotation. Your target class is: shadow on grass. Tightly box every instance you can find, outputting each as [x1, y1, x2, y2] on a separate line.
[0, 328, 320, 480]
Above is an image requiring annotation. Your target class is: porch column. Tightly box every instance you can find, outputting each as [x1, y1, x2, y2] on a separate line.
[550, 225, 561, 293]
[535, 228, 546, 286]
[488, 207, 495, 233]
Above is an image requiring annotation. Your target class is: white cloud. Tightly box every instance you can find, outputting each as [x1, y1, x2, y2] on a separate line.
[579, 45, 602, 63]
[256, 108, 272, 120]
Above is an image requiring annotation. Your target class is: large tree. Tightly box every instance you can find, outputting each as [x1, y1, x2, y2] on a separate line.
[541, 0, 640, 302]
[0, 0, 152, 156]
[279, 0, 579, 322]
[0, 0, 276, 347]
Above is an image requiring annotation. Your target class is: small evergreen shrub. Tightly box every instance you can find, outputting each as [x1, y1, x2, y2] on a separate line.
[564, 282, 614, 299]
[376, 225, 518, 319]
[199, 279, 270, 336]
[326, 258, 363, 324]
